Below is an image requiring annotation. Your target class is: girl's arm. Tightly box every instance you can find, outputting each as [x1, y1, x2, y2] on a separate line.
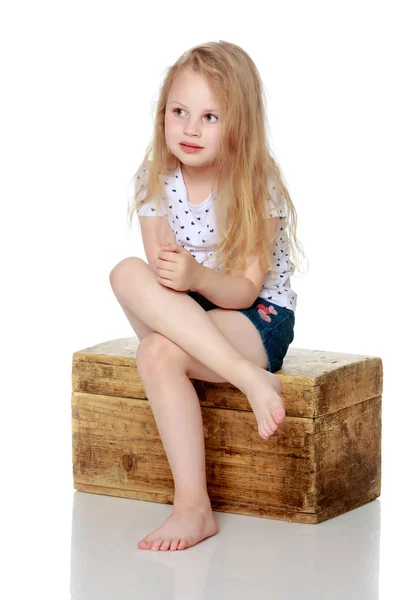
[192, 266, 258, 310]
[139, 216, 176, 272]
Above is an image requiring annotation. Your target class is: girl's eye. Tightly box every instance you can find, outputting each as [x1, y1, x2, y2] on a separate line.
[205, 113, 218, 123]
[173, 108, 218, 122]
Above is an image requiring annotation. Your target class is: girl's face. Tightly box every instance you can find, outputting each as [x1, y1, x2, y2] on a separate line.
[165, 70, 222, 168]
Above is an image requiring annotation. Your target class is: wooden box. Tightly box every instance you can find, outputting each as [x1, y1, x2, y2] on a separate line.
[71, 337, 382, 524]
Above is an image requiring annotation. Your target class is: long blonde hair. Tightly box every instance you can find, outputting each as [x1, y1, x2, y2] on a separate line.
[127, 40, 307, 282]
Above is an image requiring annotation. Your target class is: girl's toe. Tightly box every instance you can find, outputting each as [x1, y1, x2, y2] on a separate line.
[177, 539, 188, 550]
[151, 538, 163, 551]
[160, 538, 172, 551]
[273, 408, 286, 423]
[260, 419, 273, 436]
[170, 538, 180, 551]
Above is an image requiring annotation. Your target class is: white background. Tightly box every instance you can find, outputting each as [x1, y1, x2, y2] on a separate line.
[1, 0, 398, 597]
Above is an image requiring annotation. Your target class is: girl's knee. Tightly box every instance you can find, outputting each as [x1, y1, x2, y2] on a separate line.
[136, 333, 186, 371]
[109, 257, 145, 292]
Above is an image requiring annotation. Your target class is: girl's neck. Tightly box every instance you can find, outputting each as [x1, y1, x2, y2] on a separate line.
[181, 162, 216, 188]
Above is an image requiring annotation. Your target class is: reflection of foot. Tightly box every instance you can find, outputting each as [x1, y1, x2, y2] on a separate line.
[257, 304, 278, 322]
[138, 505, 219, 551]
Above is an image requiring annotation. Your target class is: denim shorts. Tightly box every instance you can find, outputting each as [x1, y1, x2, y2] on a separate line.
[187, 290, 295, 373]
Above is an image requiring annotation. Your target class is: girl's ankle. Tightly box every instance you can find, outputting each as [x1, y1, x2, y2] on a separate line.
[173, 494, 212, 513]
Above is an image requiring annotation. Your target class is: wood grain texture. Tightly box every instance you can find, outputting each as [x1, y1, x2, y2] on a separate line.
[71, 337, 382, 524]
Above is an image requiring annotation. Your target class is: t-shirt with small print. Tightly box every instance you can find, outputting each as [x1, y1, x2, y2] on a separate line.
[129, 162, 297, 312]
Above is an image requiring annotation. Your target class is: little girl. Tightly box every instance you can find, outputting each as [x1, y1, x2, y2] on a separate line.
[110, 40, 306, 552]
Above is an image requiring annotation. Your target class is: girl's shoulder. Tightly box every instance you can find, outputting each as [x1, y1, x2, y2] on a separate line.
[126, 162, 150, 204]
[134, 161, 174, 189]
[267, 176, 287, 218]
[134, 163, 149, 191]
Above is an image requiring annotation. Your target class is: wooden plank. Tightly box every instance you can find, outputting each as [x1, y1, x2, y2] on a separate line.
[315, 396, 381, 512]
[72, 391, 315, 513]
[72, 344, 383, 418]
[72, 391, 381, 520]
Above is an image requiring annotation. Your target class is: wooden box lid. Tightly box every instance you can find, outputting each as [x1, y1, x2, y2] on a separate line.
[72, 337, 383, 419]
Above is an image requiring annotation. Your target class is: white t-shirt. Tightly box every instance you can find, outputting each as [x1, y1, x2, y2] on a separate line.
[129, 162, 297, 312]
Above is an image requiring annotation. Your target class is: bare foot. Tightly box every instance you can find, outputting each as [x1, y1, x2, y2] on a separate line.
[245, 366, 286, 439]
[137, 504, 219, 551]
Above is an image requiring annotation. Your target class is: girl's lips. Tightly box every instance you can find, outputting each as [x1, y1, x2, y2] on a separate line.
[180, 143, 204, 153]
[180, 143, 203, 148]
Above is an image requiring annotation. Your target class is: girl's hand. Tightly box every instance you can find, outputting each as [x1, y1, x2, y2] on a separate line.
[155, 242, 202, 292]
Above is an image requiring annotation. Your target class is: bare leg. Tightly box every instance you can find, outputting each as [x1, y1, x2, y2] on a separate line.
[116, 302, 213, 512]
[119, 299, 219, 551]
[118, 301, 154, 341]
[110, 258, 285, 434]
[110, 258, 271, 398]
[136, 357, 220, 552]
[110, 259, 285, 551]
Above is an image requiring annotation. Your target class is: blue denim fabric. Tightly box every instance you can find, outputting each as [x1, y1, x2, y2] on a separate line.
[187, 290, 295, 373]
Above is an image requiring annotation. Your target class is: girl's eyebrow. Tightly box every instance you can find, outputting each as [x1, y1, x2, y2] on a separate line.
[168, 100, 220, 113]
